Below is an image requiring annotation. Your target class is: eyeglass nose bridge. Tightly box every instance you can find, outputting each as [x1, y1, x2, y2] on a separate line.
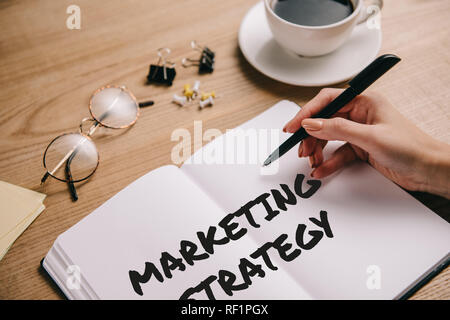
[79, 117, 101, 137]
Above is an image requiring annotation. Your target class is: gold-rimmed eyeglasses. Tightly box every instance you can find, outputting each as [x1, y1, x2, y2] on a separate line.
[40, 85, 153, 201]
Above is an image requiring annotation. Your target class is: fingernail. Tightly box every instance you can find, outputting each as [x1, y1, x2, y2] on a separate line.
[285, 123, 297, 133]
[302, 119, 323, 131]
[282, 125, 287, 133]
[298, 144, 303, 157]
[310, 169, 316, 178]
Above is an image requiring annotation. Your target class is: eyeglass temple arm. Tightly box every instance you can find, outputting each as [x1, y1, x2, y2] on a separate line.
[138, 100, 154, 108]
[41, 171, 50, 184]
[65, 151, 78, 201]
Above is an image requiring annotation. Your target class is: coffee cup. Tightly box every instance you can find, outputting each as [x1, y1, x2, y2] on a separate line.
[264, 0, 383, 57]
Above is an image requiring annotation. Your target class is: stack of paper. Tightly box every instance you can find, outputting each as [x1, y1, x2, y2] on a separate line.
[0, 181, 46, 261]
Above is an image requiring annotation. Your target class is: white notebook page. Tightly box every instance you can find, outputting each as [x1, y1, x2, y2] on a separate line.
[55, 165, 312, 299]
[181, 100, 450, 299]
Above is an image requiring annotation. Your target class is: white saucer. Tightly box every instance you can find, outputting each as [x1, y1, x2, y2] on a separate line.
[238, 1, 382, 86]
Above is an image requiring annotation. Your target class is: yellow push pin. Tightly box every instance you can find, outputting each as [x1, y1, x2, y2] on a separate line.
[183, 84, 194, 100]
[201, 91, 216, 101]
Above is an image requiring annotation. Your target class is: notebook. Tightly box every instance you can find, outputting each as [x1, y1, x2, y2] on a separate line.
[42, 100, 450, 299]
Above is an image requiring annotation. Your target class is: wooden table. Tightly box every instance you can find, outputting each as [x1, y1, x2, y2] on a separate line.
[0, 0, 449, 300]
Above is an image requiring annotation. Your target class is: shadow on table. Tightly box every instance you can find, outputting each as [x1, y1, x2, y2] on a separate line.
[38, 259, 67, 300]
[234, 45, 349, 102]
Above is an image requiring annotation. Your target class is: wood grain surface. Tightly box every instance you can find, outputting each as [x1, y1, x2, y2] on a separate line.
[0, 0, 449, 299]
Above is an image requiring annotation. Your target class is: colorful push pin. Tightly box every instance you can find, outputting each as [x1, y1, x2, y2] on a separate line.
[147, 48, 176, 86]
[199, 96, 214, 109]
[172, 94, 188, 107]
[192, 80, 200, 98]
[201, 91, 216, 101]
[183, 84, 194, 100]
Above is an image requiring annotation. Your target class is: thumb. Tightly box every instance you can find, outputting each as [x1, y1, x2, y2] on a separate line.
[301, 118, 373, 149]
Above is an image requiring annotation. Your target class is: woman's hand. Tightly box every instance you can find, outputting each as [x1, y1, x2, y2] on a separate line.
[283, 88, 450, 198]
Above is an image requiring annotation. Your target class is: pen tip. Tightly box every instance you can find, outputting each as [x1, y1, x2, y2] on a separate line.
[263, 158, 271, 167]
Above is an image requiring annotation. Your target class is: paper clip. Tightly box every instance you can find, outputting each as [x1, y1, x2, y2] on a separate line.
[191, 40, 215, 60]
[147, 48, 176, 86]
[182, 41, 215, 74]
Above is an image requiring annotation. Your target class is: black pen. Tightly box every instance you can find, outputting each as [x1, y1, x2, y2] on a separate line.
[263, 54, 401, 167]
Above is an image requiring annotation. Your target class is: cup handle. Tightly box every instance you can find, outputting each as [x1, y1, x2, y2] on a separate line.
[357, 0, 383, 25]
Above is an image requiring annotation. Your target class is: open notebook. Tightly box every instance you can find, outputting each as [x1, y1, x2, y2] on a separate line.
[42, 100, 450, 299]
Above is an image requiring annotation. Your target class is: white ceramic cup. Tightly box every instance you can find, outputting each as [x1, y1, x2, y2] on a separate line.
[265, 0, 383, 57]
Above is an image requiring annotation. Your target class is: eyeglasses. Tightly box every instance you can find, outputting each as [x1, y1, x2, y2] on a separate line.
[40, 85, 153, 201]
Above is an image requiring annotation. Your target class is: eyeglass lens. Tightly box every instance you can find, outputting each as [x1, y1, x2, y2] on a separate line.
[44, 133, 99, 182]
[90, 86, 139, 128]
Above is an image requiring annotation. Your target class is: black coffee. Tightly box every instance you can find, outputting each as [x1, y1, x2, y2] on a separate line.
[273, 0, 354, 27]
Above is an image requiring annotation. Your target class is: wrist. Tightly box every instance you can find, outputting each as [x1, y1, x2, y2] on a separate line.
[421, 141, 450, 198]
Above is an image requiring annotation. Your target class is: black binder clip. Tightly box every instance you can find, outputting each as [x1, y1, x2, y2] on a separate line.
[147, 48, 176, 86]
[182, 41, 215, 74]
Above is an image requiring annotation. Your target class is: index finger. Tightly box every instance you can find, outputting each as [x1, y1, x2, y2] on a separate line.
[284, 88, 344, 133]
